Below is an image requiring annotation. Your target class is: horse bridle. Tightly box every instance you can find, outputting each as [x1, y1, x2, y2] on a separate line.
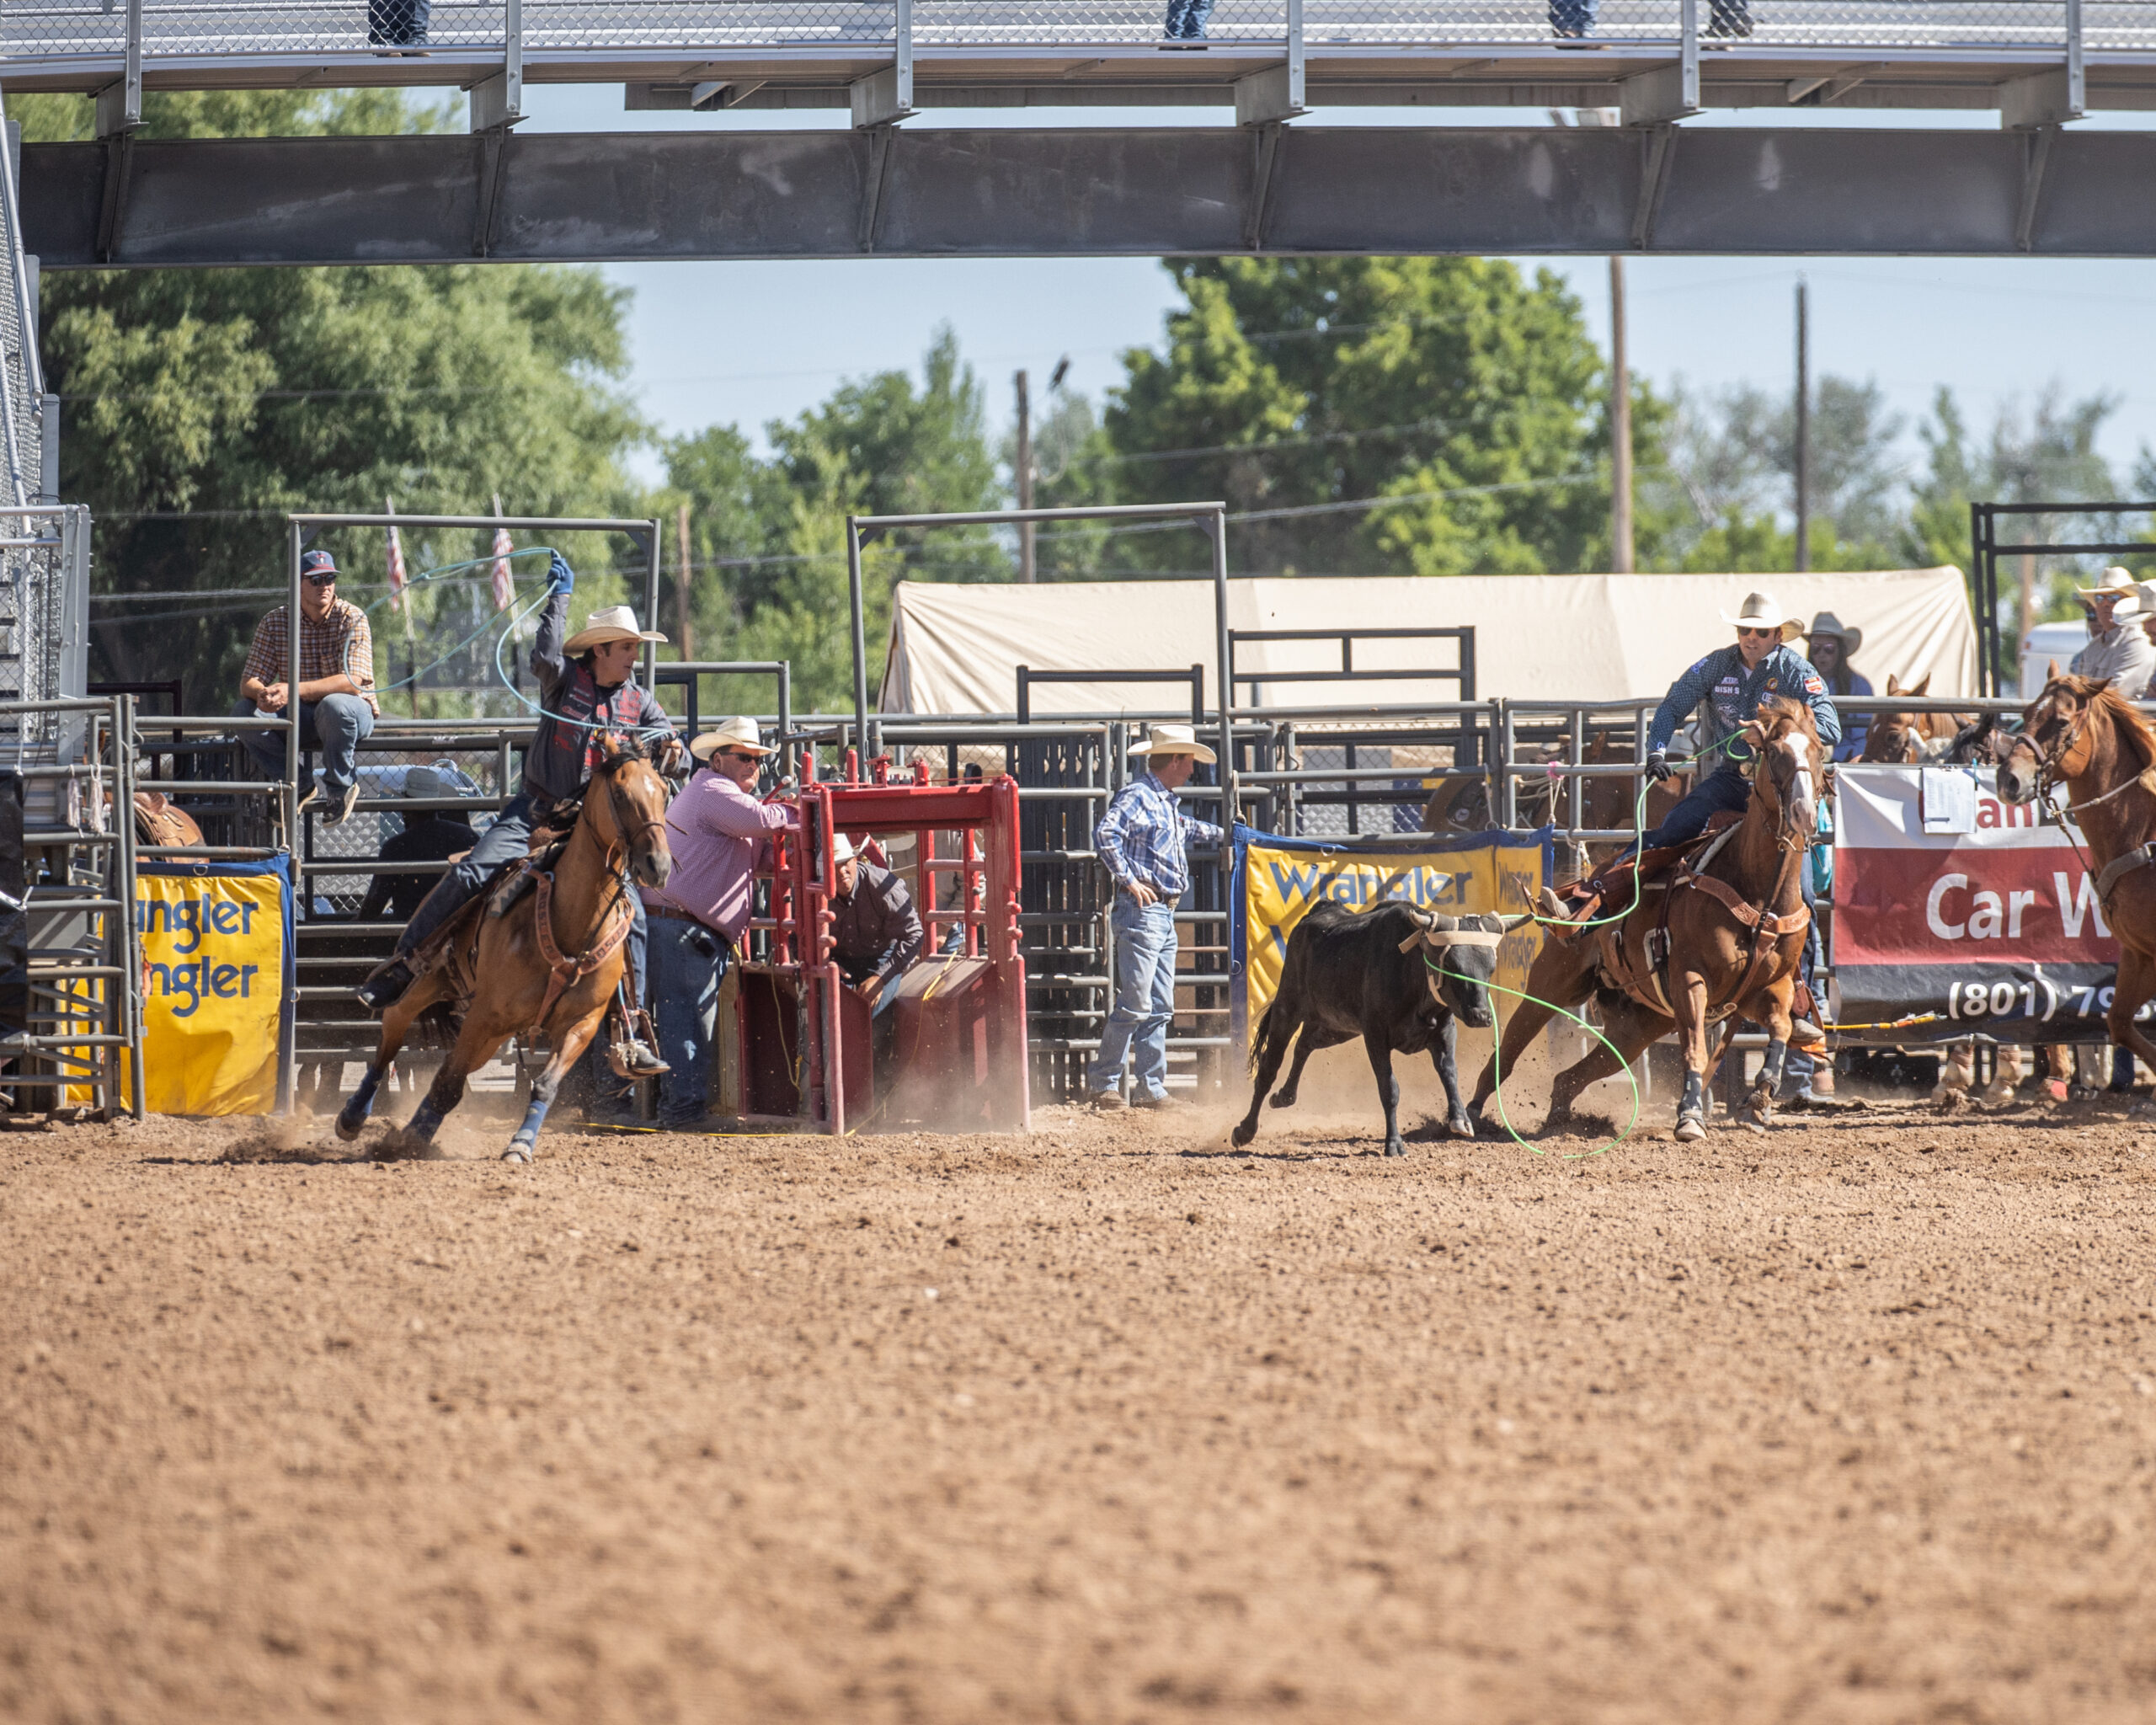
[2009, 693, 2090, 800]
[1752, 725, 1819, 856]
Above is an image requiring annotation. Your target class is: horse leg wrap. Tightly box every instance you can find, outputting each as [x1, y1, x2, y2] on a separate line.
[511, 1090, 552, 1151]
[335, 1065, 383, 1139]
[407, 1097, 447, 1145]
[1678, 1071, 1705, 1126]
[1758, 1038, 1788, 1096]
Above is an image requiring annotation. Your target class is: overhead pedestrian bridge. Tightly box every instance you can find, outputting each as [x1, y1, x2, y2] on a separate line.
[12, 0, 2156, 260]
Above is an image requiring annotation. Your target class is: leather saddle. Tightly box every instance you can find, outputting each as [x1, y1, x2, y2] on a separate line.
[1555, 809, 1743, 922]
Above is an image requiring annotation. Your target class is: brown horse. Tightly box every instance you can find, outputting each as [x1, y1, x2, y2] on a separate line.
[334, 737, 674, 1162]
[1470, 697, 1822, 1140]
[1860, 673, 1969, 763]
[1999, 666, 2156, 1077]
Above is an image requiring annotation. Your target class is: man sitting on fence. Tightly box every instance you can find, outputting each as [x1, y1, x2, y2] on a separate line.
[232, 547, 377, 826]
[356, 766, 479, 923]
[353, 553, 674, 1079]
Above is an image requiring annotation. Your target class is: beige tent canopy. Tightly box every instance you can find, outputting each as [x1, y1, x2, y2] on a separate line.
[879, 569, 1977, 715]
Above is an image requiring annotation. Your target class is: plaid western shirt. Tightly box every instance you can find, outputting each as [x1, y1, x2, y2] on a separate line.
[1094, 771, 1223, 901]
[240, 597, 379, 716]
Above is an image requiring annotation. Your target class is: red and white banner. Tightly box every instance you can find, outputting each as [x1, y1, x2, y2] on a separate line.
[490, 523, 514, 611]
[1833, 764, 2133, 1042]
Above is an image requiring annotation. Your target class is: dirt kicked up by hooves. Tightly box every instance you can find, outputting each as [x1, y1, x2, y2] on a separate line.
[8, 1098, 2156, 1724]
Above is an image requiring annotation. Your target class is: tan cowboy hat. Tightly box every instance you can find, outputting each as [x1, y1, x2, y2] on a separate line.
[1720, 590, 1806, 644]
[563, 603, 668, 653]
[688, 715, 774, 761]
[830, 832, 858, 865]
[1806, 610, 1863, 659]
[1129, 722, 1218, 766]
[2075, 566, 2139, 601]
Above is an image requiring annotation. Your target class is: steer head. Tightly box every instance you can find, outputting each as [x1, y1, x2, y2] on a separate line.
[1410, 911, 1530, 1030]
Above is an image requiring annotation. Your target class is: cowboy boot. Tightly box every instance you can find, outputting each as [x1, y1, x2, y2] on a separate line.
[355, 954, 416, 1012]
[1535, 882, 1599, 941]
[1790, 977, 1826, 1047]
[607, 1008, 671, 1081]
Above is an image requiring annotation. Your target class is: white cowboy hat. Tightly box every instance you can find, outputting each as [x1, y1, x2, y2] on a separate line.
[831, 832, 858, 865]
[1806, 610, 1863, 659]
[688, 715, 774, 761]
[1720, 591, 1805, 644]
[2076, 566, 2139, 601]
[2113, 590, 2152, 623]
[563, 603, 668, 653]
[1129, 722, 1218, 766]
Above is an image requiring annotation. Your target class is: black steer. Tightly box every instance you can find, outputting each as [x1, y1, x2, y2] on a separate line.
[1234, 905, 1522, 1157]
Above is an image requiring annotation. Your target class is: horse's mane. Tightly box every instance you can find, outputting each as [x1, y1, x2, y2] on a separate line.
[2063, 676, 2156, 771]
[1758, 693, 1817, 738]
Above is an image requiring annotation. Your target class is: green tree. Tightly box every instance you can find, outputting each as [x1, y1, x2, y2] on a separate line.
[18, 89, 648, 711]
[664, 328, 1010, 711]
[1097, 258, 1646, 576]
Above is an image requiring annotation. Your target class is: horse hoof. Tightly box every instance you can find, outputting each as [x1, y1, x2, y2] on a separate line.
[1230, 1123, 1256, 1149]
[1673, 1114, 1706, 1143]
[1447, 1112, 1477, 1140]
[501, 1144, 532, 1164]
[1268, 1089, 1295, 1109]
[334, 1107, 366, 1143]
[1384, 1141, 1406, 1158]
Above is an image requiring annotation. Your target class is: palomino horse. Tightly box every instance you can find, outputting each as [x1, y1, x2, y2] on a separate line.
[1470, 696, 1822, 1140]
[1860, 673, 1971, 764]
[1999, 667, 2156, 1079]
[336, 737, 674, 1162]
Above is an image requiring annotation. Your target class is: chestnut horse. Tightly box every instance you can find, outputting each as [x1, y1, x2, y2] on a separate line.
[1859, 673, 1970, 764]
[1470, 697, 1822, 1140]
[1999, 667, 2156, 1076]
[335, 737, 674, 1162]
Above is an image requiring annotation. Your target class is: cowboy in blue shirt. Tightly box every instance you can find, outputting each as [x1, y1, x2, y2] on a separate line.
[1638, 589, 1841, 849]
[1087, 724, 1224, 1111]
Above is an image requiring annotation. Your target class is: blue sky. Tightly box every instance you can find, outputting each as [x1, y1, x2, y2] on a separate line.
[520, 84, 2156, 494]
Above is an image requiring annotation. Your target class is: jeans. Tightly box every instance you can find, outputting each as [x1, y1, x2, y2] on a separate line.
[1089, 895, 1177, 1099]
[1554, 0, 1744, 32]
[368, 0, 430, 44]
[234, 693, 374, 795]
[394, 790, 648, 1003]
[650, 915, 730, 1124]
[837, 954, 905, 1017]
[1641, 768, 1752, 851]
[1162, 0, 1213, 38]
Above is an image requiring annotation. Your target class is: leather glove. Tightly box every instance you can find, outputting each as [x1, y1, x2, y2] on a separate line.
[548, 551, 575, 593]
[1646, 749, 1673, 783]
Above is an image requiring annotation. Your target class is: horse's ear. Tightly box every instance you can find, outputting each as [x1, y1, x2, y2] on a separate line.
[2047, 658, 2064, 681]
[1910, 673, 1932, 697]
[1886, 673, 1903, 697]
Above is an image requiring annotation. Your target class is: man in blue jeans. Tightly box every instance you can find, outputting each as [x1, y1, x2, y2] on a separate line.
[1088, 723, 1224, 1110]
[232, 548, 378, 827]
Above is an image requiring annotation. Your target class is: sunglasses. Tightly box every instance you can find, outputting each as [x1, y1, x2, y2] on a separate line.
[303, 573, 338, 585]
[716, 747, 760, 762]
[1737, 626, 1776, 639]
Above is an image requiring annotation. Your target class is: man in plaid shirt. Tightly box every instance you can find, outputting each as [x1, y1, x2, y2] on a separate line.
[232, 547, 377, 825]
[1086, 722, 1225, 1111]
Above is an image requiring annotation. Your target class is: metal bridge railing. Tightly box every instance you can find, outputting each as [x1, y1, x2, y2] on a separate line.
[2, 0, 2127, 67]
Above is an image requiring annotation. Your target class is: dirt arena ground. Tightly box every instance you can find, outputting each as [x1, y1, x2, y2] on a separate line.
[8, 1049, 2156, 1723]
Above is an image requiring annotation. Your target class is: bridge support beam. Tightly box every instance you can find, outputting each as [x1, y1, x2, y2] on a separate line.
[29, 125, 2156, 265]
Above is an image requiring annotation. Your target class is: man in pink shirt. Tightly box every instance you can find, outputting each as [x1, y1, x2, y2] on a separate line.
[640, 716, 798, 1126]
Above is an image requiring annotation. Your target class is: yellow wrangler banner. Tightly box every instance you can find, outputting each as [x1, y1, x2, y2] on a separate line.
[1234, 826, 1552, 1040]
[125, 859, 293, 1115]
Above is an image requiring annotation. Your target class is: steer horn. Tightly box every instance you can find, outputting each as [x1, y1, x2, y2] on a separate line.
[1499, 913, 1533, 932]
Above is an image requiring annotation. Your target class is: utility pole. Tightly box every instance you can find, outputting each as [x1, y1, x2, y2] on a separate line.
[1015, 368, 1035, 583]
[1609, 255, 1633, 574]
[1794, 276, 1811, 574]
[675, 499, 695, 661]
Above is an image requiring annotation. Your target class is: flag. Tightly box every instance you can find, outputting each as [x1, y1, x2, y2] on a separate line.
[386, 521, 408, 612]
[490, 523, 514, 612]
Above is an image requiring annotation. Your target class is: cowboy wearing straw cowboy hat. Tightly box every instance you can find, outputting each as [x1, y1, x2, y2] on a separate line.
[2069, 566, 2156, 701]
[637, 717, 799, 1126]
[1542, 590, 1841, 908]
[1087, 723, 1223, 1111]
[356, 556, 678, 1080]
